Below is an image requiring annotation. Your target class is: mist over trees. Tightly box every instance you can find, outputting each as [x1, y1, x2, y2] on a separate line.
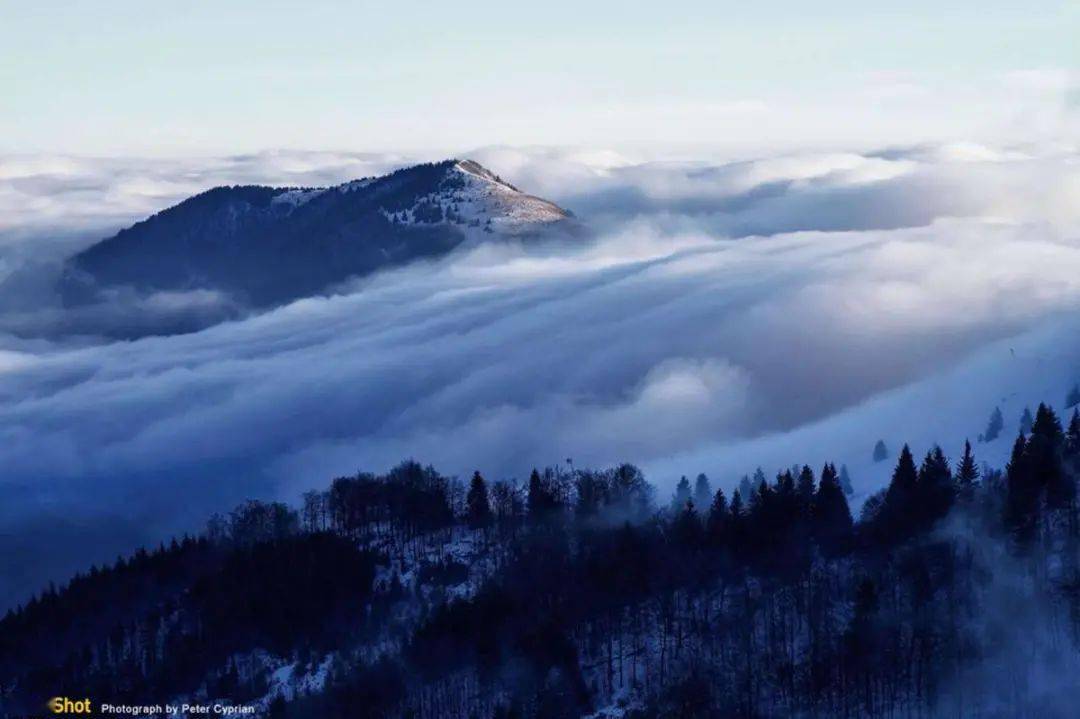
[1066, 384, 1080, 410]
[4, 404, 1080, 717]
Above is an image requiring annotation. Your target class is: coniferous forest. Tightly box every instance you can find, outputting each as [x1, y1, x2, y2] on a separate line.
[3, 404, 1080, 718]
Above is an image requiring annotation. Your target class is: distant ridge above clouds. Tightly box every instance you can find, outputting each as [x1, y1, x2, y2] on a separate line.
[59, 159, 572, 310]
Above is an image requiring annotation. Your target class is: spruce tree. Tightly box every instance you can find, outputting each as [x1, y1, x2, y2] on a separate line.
[1029, 404, 1072, 510]
[1067, 409, 1080, 457]
[796, 465, 816, 517]
[750, 479, 772, 522]
[917, 446, 955, 527]
[1004, 433, 1036, 544]
[466, 471, 492, 529]
[694, 473, 712, 511]
[528, 468, 543, 515]
[729, 489, 744, 520]
[956, 440, 979, 502]
[814, 463, 853, 555]
[1067, 384, 1080, 409]
[527, 468, 554, 520]
[776, 470, 796, 501]
[873, 440, 889, 463]
[1020, 406, 1034, 435]
[707, 487, 728, 540]
[671, 475, 692, 513]
[839, 464, 854, 496]
[672, 500, 703, 547]
[739, 475, 754, 504]
[1065, 410, 1080, 488]
[727, 489, 745, 552]
[883, 445, 919, 536]
[752, 467, 767, 487]
[1031, 403, 1064, 444]
[983, 406, 1004, 442]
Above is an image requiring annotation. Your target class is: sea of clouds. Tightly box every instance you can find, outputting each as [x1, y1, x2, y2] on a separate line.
[1, 141, 1079, 608]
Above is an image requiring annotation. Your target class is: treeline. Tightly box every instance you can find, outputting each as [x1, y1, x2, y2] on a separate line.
[3, 406, 1080, 718]
[0, 531, 383, 714]
[378, 405, 1080, 718]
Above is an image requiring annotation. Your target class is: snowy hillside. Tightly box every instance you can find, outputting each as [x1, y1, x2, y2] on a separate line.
[379, 160, 569, 234]
[648, 314, 1080, 509]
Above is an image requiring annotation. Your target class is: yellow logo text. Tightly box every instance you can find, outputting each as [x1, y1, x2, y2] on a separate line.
[48, 697, 92, 714]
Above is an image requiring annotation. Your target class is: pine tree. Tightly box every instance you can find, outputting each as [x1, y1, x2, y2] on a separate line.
[527, 468, 555, 520]
[1004, 433, 1036, 544]
[883, 445, 919, 536]
[729, 489, 744, 519]
[728, 489, 745, 550]
[814, 463, 853, 555]
[776, 470, 796, 501]
[956, 440, 979, 502]
[917, 446, 955, 527]
[1029, 404, 1072, 510]
[693, 473, 712, 511]
[886, 445, 918, 504]
[706, 487, 728, 539]
[671, 476, 692, 513]
[1065, 410, 1080, 494]
[1031, 403, 1064, 444]
[1067, 384, 1080, 409]
[750, 477, 773, 521]
[1067, 409, 1080, 457]
[839, 464, 854, 496]
[772, 470, 798, 535]
[739, 475, 754, 502]
[796, 465, 816, 517]
[1020, 406, 1034, 435]
[672, 500, 703, 548]
[983, 406, 1004, 442]
[466, 471, 492, 529]
[873, 440, 889, 463]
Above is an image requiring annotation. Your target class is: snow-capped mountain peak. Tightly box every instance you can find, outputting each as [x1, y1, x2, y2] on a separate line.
[376, 159, 569, 234]
[60, 159, 573, 315]
[453, 158, 511, 186]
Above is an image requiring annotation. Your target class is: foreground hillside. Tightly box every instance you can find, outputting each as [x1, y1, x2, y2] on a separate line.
[3, 404, 1080, 718]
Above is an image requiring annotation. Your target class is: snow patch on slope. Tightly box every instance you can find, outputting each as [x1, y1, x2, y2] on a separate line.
[270, 188, 325, 208]
[452, 159, 569, 230]
[378, 159, 569, 235]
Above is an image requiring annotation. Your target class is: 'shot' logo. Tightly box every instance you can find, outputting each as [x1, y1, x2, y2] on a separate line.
[47, 697, 92, 714]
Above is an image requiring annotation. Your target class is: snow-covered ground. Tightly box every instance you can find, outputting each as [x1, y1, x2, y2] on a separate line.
[647, 313, 1080, 507]
[269, 187, 324, 208]
[450, 160, 569, 231]
[378, 159, 569, 235]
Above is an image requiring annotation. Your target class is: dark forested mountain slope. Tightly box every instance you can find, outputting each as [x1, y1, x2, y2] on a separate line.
[60, 160, 571, 308]
[4, 406, 1080, 718]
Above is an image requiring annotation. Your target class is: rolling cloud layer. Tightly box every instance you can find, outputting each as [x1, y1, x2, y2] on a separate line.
[1, 143, 1079, 608]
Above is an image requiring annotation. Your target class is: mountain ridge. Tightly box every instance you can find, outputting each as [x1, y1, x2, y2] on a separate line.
[59, 159, 571, 309]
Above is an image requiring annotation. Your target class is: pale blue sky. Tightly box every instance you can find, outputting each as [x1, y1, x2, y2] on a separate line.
[1, 0, 1076, 155]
